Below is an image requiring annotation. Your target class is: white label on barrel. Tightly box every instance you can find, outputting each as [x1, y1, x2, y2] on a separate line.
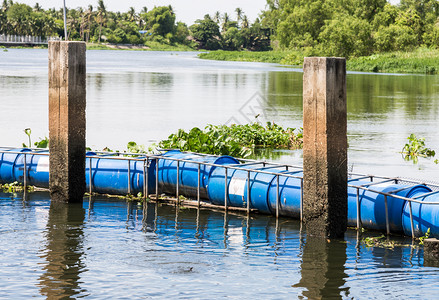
[36, 156, 49, 172]
[229, 178, 247, 196]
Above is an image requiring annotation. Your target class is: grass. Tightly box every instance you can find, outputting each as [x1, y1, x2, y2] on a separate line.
[198, 50, 290, 64]
[347, 48, 439, 74]
[199, 47, 439, 74]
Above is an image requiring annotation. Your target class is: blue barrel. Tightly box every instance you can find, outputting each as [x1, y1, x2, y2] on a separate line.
[347, 180, 431, 233]
[85, 154, 156, 196]
[27, 150, 50, 188]
[267, 171, 303, 218]
[402, 192, 439, 238]
[157, 150, 239, 199]
[0, 148, 32, 184]
[208, 164, 296, 214]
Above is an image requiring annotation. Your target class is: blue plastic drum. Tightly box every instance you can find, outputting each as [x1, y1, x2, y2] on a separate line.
[157, 150, 239, 199]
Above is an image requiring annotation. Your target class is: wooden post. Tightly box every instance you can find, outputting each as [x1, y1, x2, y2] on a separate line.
[302, 57, 347, 238]
[49, 41, 86, 202]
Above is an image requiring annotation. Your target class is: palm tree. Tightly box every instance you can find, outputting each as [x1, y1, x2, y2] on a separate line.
[213, 11, 220, 24]
[33, 3, 42, 12]
[235, 7, 243, 26]
[242, 15, 249, 29]
[222, 12, 229, 32]
[97, 0, 106, 43]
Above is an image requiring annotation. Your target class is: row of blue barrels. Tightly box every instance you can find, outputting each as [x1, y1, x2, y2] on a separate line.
[0, 147, 438, 237]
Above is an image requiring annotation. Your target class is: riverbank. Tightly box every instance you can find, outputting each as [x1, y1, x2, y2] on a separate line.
[198, 48, 439, 74]
[2, 42, 196, 52]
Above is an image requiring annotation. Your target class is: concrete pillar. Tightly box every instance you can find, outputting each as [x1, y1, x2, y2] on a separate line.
[424, 238, 439, 267]
[302, 57, 347, 238]
[48, 41, 86, 202]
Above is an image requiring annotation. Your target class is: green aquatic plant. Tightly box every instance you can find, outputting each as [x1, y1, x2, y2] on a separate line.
[402, 134, 436, 163]
[419, 228, 431, 245]
[157, 122, 303, 158]
[23, 128, 32, 148]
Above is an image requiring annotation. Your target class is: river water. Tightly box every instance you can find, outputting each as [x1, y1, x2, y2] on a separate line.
[1, 49, 438, 181]
[1, 49, 439, 298]
[1, 192, 439, 299]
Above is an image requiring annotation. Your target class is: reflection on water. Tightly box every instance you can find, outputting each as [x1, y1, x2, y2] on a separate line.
[38, 202, 87, 298]
[1, 192, 439, 298]
[293, 237, 349, 299]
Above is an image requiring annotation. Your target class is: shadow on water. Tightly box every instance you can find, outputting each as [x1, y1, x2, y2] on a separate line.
[38, 200, 87, 298]
[293, 236, 349, 299]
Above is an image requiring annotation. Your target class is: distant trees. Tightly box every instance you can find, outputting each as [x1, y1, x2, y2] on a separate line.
[261, 0, 439, 57]
[189, 9, 272, 51]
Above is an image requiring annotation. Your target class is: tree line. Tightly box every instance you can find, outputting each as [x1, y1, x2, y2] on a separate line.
[2, 0, 439, 56]
[262, 0, 439, 57]
[0, 0, 270, 50]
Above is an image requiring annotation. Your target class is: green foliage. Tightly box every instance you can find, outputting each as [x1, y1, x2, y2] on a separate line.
[362, 235, 396, 248]
[222, 27, 244, 50]
[34, 137, 49, 148]
[261, 0, 439, 58]
[347, 48, 439, 74]
[419, 228, 431, 245]
[144, 6, 176, 37]
[402, 134, 436, 163]
[190, 15, 222, 50]
[317, 14, 373, 58]
[198, 50, 290, 63]
[126, 141, 146, 154]
[157, 122, 303, 158]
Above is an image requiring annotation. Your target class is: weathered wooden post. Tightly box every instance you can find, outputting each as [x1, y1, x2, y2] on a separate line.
[48, 41, 86, 202]
[302, 57, 347, 238]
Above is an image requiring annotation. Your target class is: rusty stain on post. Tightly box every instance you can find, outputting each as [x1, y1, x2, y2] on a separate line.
[302, 57, 347, 238]
[48, 41, 86, 203]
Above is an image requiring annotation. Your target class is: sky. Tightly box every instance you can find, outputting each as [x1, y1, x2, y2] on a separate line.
[16, 0, 268, 25]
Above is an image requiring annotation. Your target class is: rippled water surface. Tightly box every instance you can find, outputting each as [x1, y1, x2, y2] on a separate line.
[1, 192, 438, 299]
[0, 49, 438, 181]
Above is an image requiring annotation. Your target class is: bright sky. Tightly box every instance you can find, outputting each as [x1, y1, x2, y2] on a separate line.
[16, 0, 268, 25]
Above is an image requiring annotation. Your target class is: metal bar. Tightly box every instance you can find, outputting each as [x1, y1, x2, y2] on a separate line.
[356, 188, 361, 230]
[247, 170, 250, 213]
[276, 174, 280, 218]
[300, 178, 303, 222]
[409, 201, 415, 239]
[155, 158, 159, 199]
[348, 175, 371, 182]
[127, 159, 131, 195]
[359, 178, 395, 187]
[384, 195, 390, 235]
[388, 186, 414, 194]
[197, 163, 201, 207]
[23, 153, 27, 189]
[143, 158, 148, 200]
[413, 190, 439, 199]
[89, 156, 92, 194]
[224, 167, 228, 211]
[176, 161, 180, 203]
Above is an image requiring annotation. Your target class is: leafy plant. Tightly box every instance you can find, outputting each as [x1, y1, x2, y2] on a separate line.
[23, 128, 31, 148]
[402, 134, 436, 163]
[34, 137, 49, 148]
[127, 141, 146, 154]
[419, 228, 431, 245]
[157, 122, 303, 158]
[362, 235, 395, 249]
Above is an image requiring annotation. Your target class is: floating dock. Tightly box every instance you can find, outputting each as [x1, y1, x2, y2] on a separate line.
[1, 147, 438, 238]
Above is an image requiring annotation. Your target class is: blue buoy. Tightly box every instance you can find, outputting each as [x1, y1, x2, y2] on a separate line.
[157, 150, 239, 199]
[402, 192, 439, 237]
[347, 180, 431, 233]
